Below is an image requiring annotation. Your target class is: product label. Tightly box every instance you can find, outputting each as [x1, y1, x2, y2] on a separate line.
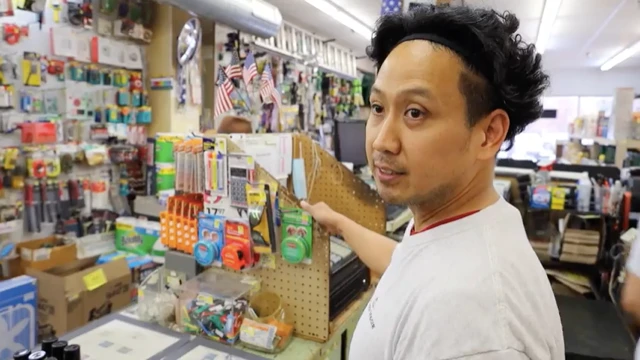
[240, 319, 277, 350]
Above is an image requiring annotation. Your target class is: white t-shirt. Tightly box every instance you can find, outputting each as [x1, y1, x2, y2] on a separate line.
[349, 197, 564, 359]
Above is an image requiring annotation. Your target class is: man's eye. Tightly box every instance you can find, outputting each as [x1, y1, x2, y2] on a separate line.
[371, 105, 384, 114]
[406, 109, 423, 119]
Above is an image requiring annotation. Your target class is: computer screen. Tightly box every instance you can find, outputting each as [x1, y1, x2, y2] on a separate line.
[334, 119, 367, 166]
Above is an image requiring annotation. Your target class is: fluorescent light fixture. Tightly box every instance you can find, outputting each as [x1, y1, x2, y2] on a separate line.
[600, 40, 640, 71]
[305, 0, 373, 39]
[535, 0, 562, 54]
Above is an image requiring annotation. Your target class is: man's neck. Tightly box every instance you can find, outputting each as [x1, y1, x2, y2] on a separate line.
[410, 177, 499, 233]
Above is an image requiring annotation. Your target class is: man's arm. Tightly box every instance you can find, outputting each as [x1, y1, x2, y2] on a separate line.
[301, 201, 397, 275]
[621, 273, 640, 323]
[622, 234, 640, 322]
[336, 215, 397, 275]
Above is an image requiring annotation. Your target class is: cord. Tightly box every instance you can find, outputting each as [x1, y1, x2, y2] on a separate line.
[608, 243, 626, 307]
[306, 140, 321, 200]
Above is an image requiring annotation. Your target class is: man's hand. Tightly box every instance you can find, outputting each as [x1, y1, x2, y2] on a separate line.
[300, 201, 345, 235]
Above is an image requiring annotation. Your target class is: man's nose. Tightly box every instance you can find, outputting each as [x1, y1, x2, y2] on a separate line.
[371, 116, 401, 155]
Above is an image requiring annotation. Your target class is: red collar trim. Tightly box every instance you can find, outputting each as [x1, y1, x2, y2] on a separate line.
[410, 210, 480, 236]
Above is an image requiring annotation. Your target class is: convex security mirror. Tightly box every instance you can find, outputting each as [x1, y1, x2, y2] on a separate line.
[177, 17, 201, 66]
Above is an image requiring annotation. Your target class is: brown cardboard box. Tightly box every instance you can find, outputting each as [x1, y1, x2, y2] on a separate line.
[26, 257, 131, 338]
[18, 236, 76, 272]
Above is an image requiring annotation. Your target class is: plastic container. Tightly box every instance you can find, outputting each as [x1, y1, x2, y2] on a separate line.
[576, 178, 592, 212]
[137, 267, 176, 326]
[177, 269, 260, 344]
[240, 291, 294, 353]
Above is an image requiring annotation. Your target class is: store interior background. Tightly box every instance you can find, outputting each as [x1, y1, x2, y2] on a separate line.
[0, 0, 639, 359]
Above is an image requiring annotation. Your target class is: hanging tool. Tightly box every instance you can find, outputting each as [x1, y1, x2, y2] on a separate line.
[51, 0, 61, 22]
[25, 182, 40, 232]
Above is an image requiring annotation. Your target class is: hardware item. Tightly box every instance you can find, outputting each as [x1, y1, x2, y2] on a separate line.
[246, 183, 277, 254]
[21, 52, 41, 87]
[281, 208, 313, 264]
[3, 24, 28, 45]
[222, 219, 255, 270]
[41, 336, 57, 356]
[50, 341, 67, 360]
[62, 344, 80, 360]
[195, 213, 225, 266]
[27, 351, 46, 360]
[13, 349, 30, 360]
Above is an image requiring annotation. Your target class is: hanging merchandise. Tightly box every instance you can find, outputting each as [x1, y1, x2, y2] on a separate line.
[2, 24, 29, 45]
[194, 213, 225, 266]
[159, 193, 203, 253]
[175, 18, 201, 106]
[0, 0, 14, 17]
[352, 78, 365, 107]
[21, 52, 41, 87]
[280, 208, 313, 264]
[222, 218, 256, 270]
[204, 137, 228, 198]
[228, 154, 255, 209]
[246, 183, 277, 254]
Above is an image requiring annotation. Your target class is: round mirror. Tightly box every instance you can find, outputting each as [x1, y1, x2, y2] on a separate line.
[177, 18, 201, 66]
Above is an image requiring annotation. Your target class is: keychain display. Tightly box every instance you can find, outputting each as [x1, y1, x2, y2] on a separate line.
[280, 208, 313, 264]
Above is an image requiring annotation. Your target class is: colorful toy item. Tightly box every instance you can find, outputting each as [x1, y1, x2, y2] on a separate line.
[183, 297, 248, 344]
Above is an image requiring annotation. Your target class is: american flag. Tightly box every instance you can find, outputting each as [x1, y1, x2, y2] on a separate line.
[225, 51, 242, 79]
[214, 67, 235, 118]
[243, 51, 258, 86]
[260, 63, 280, 107]
[381, 0, 402, 15]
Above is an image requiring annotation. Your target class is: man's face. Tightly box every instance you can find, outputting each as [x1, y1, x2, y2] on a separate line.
[366, 41, 480, 205]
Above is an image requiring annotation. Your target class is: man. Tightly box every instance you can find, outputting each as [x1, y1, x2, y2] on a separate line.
[301, 5, 564, 359]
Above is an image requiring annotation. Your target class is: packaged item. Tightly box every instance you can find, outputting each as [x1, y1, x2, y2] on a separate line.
[280, 208, 313, 264]
[194, 213, 225, 267]
[222, 219, 255, 270]
[246, 183, 277, 254]
[240, 291, 294, 353]
[115, 217, 161, 256]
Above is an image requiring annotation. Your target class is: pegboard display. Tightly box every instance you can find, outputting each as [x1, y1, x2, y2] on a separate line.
[220, 134, 383, 342]
[294, 134, 386, 235]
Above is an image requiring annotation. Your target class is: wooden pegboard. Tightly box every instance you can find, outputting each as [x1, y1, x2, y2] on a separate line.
[221, 134, 383, 342]
[293, 134, 386, 234]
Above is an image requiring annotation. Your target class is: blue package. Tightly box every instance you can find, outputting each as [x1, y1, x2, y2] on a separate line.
[0, 275, 37, 359]
[196, 213, 225, 266]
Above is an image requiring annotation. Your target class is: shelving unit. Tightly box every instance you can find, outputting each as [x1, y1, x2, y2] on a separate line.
[252, 21, 358, 79]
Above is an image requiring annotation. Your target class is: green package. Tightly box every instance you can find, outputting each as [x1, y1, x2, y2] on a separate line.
[281, 208, 313, 264]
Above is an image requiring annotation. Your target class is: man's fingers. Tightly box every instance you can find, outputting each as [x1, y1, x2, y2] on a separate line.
[300, 200, 312, 213]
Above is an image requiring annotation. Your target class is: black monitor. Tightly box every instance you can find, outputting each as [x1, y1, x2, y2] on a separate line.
[334, 119, 367, 166]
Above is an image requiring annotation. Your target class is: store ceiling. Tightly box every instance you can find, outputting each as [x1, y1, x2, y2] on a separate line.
[266, 0, 640, 70]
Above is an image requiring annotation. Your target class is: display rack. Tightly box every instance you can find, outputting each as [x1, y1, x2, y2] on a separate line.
[220, 134, 383, 342]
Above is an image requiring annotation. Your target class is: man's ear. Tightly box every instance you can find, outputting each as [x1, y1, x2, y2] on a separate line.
[476, 109, 509, 160]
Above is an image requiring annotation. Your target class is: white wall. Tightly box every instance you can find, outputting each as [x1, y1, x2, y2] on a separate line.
[546, 68, 640, 96]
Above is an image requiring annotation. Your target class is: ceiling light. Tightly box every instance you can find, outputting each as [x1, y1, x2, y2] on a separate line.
[535, 0, 562, 54]
[600, 40, 640, 71]
[305, 0, 373, 40]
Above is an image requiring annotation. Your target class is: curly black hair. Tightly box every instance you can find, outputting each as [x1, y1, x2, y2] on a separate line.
[366, 5, 550, 149]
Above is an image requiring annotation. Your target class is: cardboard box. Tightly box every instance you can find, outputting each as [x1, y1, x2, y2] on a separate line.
[0, 275, 37, 358]
[26, 258, 131, 338]
[18, 237, 76, 272]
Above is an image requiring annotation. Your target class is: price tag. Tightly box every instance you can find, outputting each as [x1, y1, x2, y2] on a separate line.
[83, 269, 107, 291]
